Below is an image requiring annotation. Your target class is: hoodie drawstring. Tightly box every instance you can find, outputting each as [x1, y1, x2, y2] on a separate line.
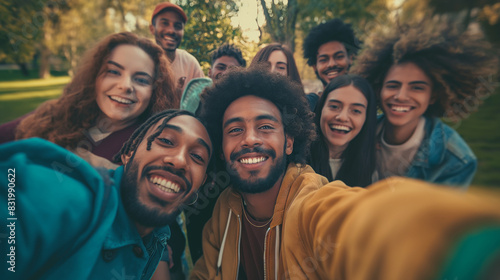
[217, 209, 232, 275]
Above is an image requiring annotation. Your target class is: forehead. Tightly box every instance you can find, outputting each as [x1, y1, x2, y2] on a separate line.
[149, 115, 211, 146]
[317, 41, 347, 55]
[326, 85, 367, 106]
[385, 62, 431, 83]
[223, 95, 282, 123]
[213, 55, 241, 67]
[107, 45, 154, 74]
[268, 50, 287, 63]
[156, 10, 184, 23]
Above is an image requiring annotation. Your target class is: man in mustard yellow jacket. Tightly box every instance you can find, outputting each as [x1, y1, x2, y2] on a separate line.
[191, 67, 322, 279]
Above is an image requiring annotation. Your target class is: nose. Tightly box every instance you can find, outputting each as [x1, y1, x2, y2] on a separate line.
[394, 85, 409, 101]
[165, 23, 176, 34]
[118, 75, 133, 94]
[336, 108, 348, 122]
[162, 150, 188, 174]
[328, 57, 338, 67]
[241, 128, 262, 148]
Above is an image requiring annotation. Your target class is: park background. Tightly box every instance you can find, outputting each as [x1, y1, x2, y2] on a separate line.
[1, 0, 499, 188]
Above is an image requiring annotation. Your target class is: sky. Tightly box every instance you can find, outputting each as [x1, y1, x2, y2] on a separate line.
[231, 1, 264, 42]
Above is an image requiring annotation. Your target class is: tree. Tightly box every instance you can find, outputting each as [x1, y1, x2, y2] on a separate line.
[178, 0, 246, 72]
[257, 0, 389, 52]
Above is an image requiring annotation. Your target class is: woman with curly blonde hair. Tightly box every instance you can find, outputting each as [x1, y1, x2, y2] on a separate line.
[352, 20, 498, 188]
[0, 32, 178, 166]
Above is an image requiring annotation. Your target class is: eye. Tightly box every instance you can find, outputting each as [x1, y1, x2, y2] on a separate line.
[278, 66, 287, 71]
[191, 153, 205, 164]
[135, 76, 152, 86]
[227, 127, 243, 134]
[174, 23, 183, 30]
[352, 109, 363, 114]
[259, 125, 274, 130]
[335, 54, 346, 60]
[329, 104, 340, 110]
[385, 84, 399, 89]
[412, 85, 426, 91]
[107, 69, 120, 75]
[157, 138, 173, 146]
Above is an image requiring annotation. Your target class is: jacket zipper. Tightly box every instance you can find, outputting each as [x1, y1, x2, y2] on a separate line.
[263, 227, 271, 279]
[236, 214, 242, 279]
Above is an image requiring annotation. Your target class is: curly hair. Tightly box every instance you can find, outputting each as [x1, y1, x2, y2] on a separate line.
[309, 75, 377, 187]
[211, 43, 246, 67]
[249, 43, 302, 85]
[15, 32, 178, 149]
[198, 67, 315, 164]
[303, 18, 361, 66]
[351, 21, 499, 120]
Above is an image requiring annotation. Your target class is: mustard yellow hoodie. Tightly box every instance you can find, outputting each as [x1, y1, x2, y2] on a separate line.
[190, 163, 329, 279]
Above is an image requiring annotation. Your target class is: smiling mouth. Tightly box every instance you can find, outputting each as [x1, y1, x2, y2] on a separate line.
[149, 175, 181, 193]
[329, 124, 351, 134]
[324, 69, 342, 79]
[389, 104, 413, 112]
[109, 96, 134, 105]
[238, 156, 268, 165]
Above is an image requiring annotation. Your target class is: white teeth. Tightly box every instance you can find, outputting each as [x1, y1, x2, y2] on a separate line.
[239, 157, 266, 164]
[149, 176, 180, 193]
[392, 106, 411, 112]
[110, 96, 133, 104]
[330, 124, 351, 132]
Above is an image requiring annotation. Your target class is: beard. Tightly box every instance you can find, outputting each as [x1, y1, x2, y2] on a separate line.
[120, 159, 180, 228]
[226, 145, 288, 194]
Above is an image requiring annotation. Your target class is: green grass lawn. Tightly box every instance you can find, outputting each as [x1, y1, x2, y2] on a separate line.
[0, 70, 499, 188]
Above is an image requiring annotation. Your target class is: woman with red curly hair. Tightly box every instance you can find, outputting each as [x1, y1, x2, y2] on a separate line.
[0, 32, 178, 167]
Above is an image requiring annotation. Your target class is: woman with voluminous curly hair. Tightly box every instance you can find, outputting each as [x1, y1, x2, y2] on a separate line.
[352, 20, 498, 188]
[0, 32, 178, 167]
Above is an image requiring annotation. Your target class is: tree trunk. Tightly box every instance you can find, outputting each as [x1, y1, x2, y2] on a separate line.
[17, 63, 30, 77]
[38, 32, 51, 79]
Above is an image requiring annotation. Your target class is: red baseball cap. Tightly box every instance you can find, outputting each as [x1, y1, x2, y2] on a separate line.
[151, 2, 187, 24]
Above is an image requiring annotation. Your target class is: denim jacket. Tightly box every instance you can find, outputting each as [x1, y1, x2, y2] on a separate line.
[0, 138, 170, 280]
[378, 116, 476, 189]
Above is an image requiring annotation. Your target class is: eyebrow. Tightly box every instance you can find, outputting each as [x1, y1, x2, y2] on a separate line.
[223, 114, 279, 128]
[163, 124, 211, 156]
[385, 80, 430, 86]
[107, 60, 153, 79]
[328, 99, 366, 108]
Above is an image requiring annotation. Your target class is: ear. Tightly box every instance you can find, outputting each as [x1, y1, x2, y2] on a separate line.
[285, 135, 294, 156]
[208, 68, 212, 78]
[121, 151, 133, 165]
[149, 24, 155, 36]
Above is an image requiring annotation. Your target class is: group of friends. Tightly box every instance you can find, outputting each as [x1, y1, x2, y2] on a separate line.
[1, 2, 500, 280]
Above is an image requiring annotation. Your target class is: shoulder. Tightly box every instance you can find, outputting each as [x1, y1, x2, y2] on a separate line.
[428, 118, 476, 163]
[176, 49, 200, 63]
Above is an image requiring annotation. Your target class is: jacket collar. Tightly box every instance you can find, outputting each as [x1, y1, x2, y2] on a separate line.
[226, 163, 315, 227]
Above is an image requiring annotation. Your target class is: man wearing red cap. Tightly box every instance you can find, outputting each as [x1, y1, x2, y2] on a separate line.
[150, 2, 204, 93]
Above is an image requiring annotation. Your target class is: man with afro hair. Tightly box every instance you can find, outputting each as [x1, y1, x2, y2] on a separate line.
[303, 18, 361, 109]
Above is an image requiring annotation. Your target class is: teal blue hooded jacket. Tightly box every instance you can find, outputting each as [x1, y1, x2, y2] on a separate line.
[0, 138, 170, 279]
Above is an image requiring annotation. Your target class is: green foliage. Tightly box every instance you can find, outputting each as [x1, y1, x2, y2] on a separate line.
[178, 0, 246, 72]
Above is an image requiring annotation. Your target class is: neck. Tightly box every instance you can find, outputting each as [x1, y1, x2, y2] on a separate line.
[327, 141, 347, 159]
[166, 49, 176, 62]
[241, 175, 284, 221]
[383, 119, 419, 145]
[95, 115, 137, 134]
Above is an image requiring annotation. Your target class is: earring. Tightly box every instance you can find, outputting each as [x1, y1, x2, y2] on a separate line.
[185, 192, 199, 206]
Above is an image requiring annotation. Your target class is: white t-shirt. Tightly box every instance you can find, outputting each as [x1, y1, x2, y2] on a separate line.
[376, 117, 426, 180]
[329, 158, 344, 179]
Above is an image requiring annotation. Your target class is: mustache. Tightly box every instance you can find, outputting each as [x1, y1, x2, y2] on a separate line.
[142, 165, 191, 192]
[230, 147, 276, 162]
[322, 66, 344, 73]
